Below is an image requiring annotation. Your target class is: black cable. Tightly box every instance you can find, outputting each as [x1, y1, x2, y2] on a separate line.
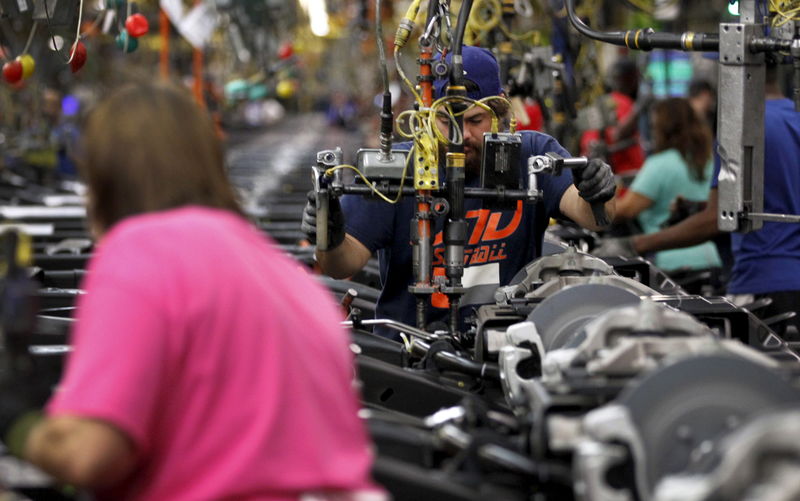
[376, 0, 389, 93]
[564, 0, 719, 52]
[564, 0, 627, 46]
[376, 0, 393, 156]
[449, 0, 474, 84]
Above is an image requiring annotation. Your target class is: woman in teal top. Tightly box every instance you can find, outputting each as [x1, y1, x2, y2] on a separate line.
[615, 97, 721, 271]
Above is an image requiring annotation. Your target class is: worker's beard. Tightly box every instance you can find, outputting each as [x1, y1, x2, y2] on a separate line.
[438, 137, 483, 180]
[463, 137, 483, 178]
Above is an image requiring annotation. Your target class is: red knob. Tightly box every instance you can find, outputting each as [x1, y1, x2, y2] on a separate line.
[2, 60, 23, 84]
[70, 41, 88, 73]
[125, 13, 149, 38]
[277, 42, 293, 60]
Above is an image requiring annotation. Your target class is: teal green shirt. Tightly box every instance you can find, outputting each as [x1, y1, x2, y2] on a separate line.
[629, 148, 721, 271]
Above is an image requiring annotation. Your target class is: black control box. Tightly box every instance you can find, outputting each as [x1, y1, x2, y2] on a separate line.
[480, 132, 522, 209]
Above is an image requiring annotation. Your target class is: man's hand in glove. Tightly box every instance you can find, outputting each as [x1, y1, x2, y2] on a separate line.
[573, 158, 616, 204]
[301, 190, 346, 250]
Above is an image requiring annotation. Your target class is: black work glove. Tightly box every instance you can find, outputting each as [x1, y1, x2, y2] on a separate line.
[301, 190, 346, 249]
[573, 158, 616, 204]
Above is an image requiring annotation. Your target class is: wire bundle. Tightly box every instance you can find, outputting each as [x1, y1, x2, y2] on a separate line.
[770, 0, 800, 26]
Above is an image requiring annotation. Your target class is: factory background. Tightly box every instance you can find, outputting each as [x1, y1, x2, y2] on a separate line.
[0, 1, 799, 500]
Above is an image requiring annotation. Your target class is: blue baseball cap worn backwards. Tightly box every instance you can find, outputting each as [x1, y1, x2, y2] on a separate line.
[433, 46, 503, 101]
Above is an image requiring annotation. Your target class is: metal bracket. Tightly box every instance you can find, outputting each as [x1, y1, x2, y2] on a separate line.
[717, 22, 766, 233]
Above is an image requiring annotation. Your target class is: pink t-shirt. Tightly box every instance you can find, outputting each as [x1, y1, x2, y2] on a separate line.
[47, 207, 378, 500]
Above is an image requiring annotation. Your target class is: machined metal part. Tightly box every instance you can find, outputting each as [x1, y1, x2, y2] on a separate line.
[717, 21, 765, 233]
[341, 318, 435, 341]
[498, 321, 546, 410]
[746, 212, 800, 223]
[0, 206, 86, 220]
[528, 153, 608, 225]
[527, 284, 643, 354]
[653, 410, 800, 501]
[496, 246, 615, 304]
[546, 413, 584, 453]
[523, 274, 658, 301]
[357, 148, 410, 181]
[313, 148, 343, 251]
[42, 195, 84, 207]
[528, 153, 588, 176]
[541, 301, 718, 384]
[29, 345, 71, 355]
[574, 405, 642, 501]
[45, 238, 92, 256]
[526, 161, 542, 202]
[424, 405, 466, 428]
[498, 284, 643, 413]
[0, 224, 54, 237]
[577, 354, 800, 501]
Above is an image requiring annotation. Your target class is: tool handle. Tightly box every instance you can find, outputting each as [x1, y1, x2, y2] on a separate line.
[316, 190, 330, 251]
[590, 201, 609, 227]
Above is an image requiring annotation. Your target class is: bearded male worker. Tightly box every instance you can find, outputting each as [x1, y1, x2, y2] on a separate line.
[303, 46, 616, 338]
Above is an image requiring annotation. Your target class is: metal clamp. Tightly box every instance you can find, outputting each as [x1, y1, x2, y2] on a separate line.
[528, 153, 609, 226]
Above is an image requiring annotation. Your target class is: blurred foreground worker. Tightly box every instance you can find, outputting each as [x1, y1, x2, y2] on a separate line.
[613, 97, 721, 272]
[597, 63, 800, 335]
[1, 83, 383, 501]
[303, 46, 617, 338]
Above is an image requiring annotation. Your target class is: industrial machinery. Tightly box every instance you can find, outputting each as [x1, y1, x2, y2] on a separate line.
[305, 1, 800, 500]
[1, 1, 800, 500]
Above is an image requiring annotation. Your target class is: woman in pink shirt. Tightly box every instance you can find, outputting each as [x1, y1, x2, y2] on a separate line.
[3, 82, 383, 501]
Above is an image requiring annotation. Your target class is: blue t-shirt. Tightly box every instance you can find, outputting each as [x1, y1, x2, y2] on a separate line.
[630, 148, 721, 271]
[712, 98, 800, 294]
[342, 131, 574, 337]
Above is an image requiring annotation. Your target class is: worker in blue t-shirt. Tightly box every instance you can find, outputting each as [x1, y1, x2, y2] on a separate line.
[598, 62, 800, 336]
[302, 46, 617, 338]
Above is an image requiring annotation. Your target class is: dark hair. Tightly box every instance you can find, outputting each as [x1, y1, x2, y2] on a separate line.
[461, 79, 511, 126]
[79, 82, 242, 233]
[652, 97, 712, 181]
[688, 79, 715, 99]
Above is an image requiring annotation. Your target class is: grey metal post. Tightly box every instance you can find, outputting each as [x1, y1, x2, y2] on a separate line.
[717, 0, 765, 233]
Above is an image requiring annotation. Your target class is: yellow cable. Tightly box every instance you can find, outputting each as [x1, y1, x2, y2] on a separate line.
[396, 109, 421, 139]
[771, 0, 800, 25]
[395, 46, 423, 105]
[498, 24, 540, 43]
[323, 151, 413, 204]
[429, 95, 498, 145]
[467, 0, 502, 33]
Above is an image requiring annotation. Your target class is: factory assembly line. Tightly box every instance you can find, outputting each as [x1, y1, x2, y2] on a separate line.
[0, 0, 800, 500]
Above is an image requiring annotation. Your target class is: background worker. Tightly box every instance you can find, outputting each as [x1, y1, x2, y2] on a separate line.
[596, 61, 800, 336]
[303, 46, 617, 338]
[687, 78, 718, 135]
[0, 82, 382, 501]
[613, 97, 721, 272]
[579, 59, 647, 177]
